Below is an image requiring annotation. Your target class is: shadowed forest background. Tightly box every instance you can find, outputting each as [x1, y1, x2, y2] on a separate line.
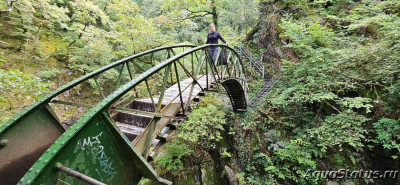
[1, 0, 400, 184]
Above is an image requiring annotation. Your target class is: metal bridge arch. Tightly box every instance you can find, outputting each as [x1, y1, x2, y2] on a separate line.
[0, 44, 248, 185]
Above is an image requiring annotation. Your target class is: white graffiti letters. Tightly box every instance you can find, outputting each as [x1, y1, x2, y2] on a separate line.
[74, 131, 116, 181]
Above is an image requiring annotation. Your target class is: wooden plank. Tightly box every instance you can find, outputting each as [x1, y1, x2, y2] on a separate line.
[117, 122, 145, 136]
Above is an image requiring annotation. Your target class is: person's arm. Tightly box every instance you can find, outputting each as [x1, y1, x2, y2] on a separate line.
[206, 33, 210, 44]
[217, 32, 227, 44]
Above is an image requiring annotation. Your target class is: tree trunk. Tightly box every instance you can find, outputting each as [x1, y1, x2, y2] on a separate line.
[211, 0, 218, 29]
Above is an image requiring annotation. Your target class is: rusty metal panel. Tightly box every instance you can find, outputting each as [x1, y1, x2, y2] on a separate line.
[0, 105, 64, 185]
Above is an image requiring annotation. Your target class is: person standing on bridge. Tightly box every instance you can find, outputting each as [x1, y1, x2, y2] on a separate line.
[206, 23, 228, 63]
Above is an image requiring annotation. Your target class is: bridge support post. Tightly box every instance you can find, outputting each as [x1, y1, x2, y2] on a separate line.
[250, 53, 252, 68]
[206, 53, 209, 90]
[262, 65, 265, 79]
[173, 62, 185, 115]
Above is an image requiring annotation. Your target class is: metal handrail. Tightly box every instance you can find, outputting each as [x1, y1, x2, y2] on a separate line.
[236, 46, 264, 76]
[96, 44, 247, 109]
[0, 45, 195, 134]
[6, 44, 248, 185]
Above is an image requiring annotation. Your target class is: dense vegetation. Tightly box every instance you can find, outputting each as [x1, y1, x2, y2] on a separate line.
[236, 0, 400, 184]
[1, 0, 400, 185]
[152, 0, 400, 184]
[0, 0, 258, 122]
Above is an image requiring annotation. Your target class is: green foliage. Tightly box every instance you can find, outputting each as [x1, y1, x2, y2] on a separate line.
[0, 69, 50, 123]
[245, 139, 318, 184]
[279, 20, 334, 56]
[178, 95, 226, 149]
[372, 118, 400, 158]
[307, 110, 369, 152]
[2, 0, 400, 183]
[272, 139, 318, 184]
[245, 152, 280, 185]
[150, 0, 259, 45]
[155, 140, 193, 171]
[39, 68, 62, 80]
[0, 69, 50, 102]
[250, 0, 400, 183]
[221, 150, 232, 158]
[198, 94, 224, 107]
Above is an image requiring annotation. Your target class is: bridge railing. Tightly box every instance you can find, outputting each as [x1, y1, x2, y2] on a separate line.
[0, 45, 195, 185]
[237, 45, 265, 78]
[1, 44, 248, 185]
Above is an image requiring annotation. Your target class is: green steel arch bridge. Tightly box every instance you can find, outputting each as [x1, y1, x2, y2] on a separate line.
[0, 44, 249, 185]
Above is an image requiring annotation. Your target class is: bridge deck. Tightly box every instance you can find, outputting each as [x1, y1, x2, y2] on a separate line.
[1, 44, 248, 185]
[112, 75, 216, 157]
[136, 74, 211, 105]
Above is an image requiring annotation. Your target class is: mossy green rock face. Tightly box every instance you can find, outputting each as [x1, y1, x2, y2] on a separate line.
[170, 162, 218, 185]
[201, 162, 218, 185]
[177, 166, 197, 185]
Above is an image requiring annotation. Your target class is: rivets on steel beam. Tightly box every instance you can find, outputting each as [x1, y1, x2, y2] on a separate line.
[0, 139, 8, 146]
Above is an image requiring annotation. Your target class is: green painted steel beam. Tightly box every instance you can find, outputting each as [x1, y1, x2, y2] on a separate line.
[92, 44, 246, 111]
[18, 110, 168, 184]
[2, 44, 247, 185]
[0, 45, 193, 185]
[0, 45, 195, 135]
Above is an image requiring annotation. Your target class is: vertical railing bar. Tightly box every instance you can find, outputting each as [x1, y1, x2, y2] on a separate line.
[173, 61, 185, 115]
[157, 64, 171, 112]
[151, 53, 154, 66]
[206, 51, 221, 92]
[262, 65, 265, 79]
[231, 56, 237, 77]
[207, 47, 222, 82]
[212, 46, 222, 81]
[206, 50, 209, 90]
[145, 79, 157, 111]
[191, 52, 194, 74]
[168, 49, 173, 85]
[126, 62, 133, 80]
[239, 44, 242, 57]
[195, 50, 203, 77]
[183, 50, 206, 111]
[93, 77, 105, 98]
[237, 56, 242, 78]
[126, 61, 140, 98]
[116, 63, 125, 89]
[225, 51, 232, 77]
[250, 52, 252, 68]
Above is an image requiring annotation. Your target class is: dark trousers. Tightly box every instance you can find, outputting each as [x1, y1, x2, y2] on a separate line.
[207, 46, 219, 63]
